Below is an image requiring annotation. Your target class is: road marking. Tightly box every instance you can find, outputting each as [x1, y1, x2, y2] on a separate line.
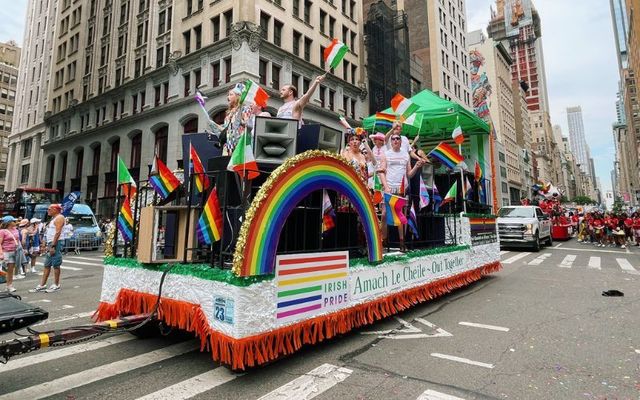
[588, 257, 601, 270]
[635, 349, 640, 354]
[527, 253, 551, 265]
[501, 253, 530, 264]
[59, 259, 103, 267]
[257, 363, 353, 400]
[35, 262, 82, 271]
[67, 256, 104, 263]
[135, 367, 241, 400]
[417, 389, 466, 400]
[616, 258, 640, 275]
[430, 353, 494, 369]
[552, 247, 630, 254]
[458, 322, 509, 332]
[0, 341, 198, 400]
[499, 250, 510, 255]
[33, 310, 95, 326]
[27, 299, 52, 303]
[0, 335, 135, 372]
[61, 305, 75, 309]
[553, 243, 563, 248]
[361, 317, 452, 338]
[558, 254, 576, 268]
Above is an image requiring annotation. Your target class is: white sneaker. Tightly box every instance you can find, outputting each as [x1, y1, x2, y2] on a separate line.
[621, 245, 626, 249]
[45, 284, 61, 293]
[14, 274, 25, 280]
[29, 285, 47, 293]
[6, 285, 16, 293]
[30, 267, 36, 273]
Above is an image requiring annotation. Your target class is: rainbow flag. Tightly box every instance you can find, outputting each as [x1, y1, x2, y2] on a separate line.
[321, 190, 336, 236]
[427, 141, 464, 169]
[407, 204, 419, 239]
[116, 195, 134, 242]
[239, 79, 269, 108]
[391, 93, 419, 120]
[190, 144, 209, 193]
[375, 112, 396, 129]
[384, 192, 407, 226]
[323, 38, 349, 70]
[197, 188, 223, 245]
[149, 157, 181, 199]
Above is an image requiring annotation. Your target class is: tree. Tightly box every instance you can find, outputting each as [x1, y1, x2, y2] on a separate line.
[573, 196, 596, 205]
[611, 196, 625, 214]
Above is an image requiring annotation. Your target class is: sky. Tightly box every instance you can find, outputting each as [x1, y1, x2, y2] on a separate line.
[466, 0, 619, 193]
[0, 1, 620, 193]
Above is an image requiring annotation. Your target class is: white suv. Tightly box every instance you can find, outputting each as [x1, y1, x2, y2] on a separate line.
[497, 206, 552, 251]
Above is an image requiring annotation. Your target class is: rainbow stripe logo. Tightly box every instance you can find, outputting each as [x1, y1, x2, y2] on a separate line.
[233, 151, 383, 276]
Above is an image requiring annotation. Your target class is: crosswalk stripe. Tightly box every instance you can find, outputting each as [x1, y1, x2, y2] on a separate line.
[417, 389, 466, 400]
[616, 258, 640, 274]
[528, 253, 551, 265]
[34, 262, 82, 271]
[499, 251, 510, 255]
[67, 256, 103, 262]
[430, 353, 494, 369]
[257, 363, 353, 400]
[558, 255, 576, 268]
[58, 259, 103, 267]
[588, 257, 601, 270]
[0, 341, 198, 400]
[135, 368, 240, 400]
[501, 253, 530, 264]
[0, 335, 135, 372]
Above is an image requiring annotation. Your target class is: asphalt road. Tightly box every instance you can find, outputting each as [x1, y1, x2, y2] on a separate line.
[0, 242, 638, 400]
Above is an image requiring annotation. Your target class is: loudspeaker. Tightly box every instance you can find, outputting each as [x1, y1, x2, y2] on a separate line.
[253, 117, 298, 165]
[296, 123, 342, 154]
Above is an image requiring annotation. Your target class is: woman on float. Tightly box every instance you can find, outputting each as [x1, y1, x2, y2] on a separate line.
[219, 84, 253, 156]
[341, 128, 372, 183]
[368, 132, 389, 194]
[384, 130, 424, 251]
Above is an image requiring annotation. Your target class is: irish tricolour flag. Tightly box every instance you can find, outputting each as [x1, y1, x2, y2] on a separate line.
[323, 39, 349, 70]
[240, 79, 269, 108]
[227, 132, 260, 180]
[391, 93, 419, 120]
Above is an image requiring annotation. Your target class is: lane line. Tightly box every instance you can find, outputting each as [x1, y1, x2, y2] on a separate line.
[499, 251, 510, 255]
[552, 247, 630, 254]
[458, 322, 509, 332]
[588, 257, 601, 270]
[33, 310, 96, 326]
[0, 341, 198, 400]
[135, 368, 241, 400]
[67, 256, 104, 262]
[527, 253, 551, 265]
[0, 335, 135, 372]
[257, 363, 353, 400]
[430, 353, 494, 369]
[417, 389, 466, 400]
[558, 254, 576, 268]
[616, 258, 640, 275]
[501, 253, 530, 264]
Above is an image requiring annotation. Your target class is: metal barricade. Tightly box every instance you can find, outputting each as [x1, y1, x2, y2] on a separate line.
[63, 235, 103, 254]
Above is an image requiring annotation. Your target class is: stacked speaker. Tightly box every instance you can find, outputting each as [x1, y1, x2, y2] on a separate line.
[253, 117, 299, 165]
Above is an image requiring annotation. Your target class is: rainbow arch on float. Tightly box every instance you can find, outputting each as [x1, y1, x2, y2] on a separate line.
[233, 151, 383, 276]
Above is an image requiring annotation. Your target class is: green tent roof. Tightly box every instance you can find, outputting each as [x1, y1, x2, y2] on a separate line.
[362, 89, 491, 138]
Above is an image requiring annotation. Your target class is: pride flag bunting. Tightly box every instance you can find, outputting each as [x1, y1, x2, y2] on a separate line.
[391, 93, 419, 120]
[197, 188, 223, 245]
[323, 38, 349, 70]
[117, 195, 134, 243]
[239, 79, 269, 108]
[190, 144, 210, 193]
[384, 192, 407, 226]
[427, 141, 464, 169]
[149, 157, 181, 199]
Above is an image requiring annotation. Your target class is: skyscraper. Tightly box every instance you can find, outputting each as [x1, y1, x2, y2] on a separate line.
[0, 41, 20, 192]
[566, 106, 589, 175]
[610, 0, 629, 71]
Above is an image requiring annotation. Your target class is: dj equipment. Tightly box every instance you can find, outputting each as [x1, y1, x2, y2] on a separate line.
[0, 293, 49, 333]
[182, 132, 222, 185]
[296, 123, 342, 154]
[253, 117, 298, 165]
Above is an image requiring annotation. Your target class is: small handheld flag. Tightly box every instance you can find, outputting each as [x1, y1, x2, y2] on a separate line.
[419, 176, 430, 209]
[190, 144, 210, 193]
[440, 181, 458, 207]
[474, 160, 482, 182]
[116, 195, 134, 243]
[452, 124, 464, 145]
[427, 142, 464, 169]
[227, 132, 260, 180]
[375, 112, 396, 129]
[149, 157, 181, 199]
[323, 38, 349, 70]
[197, 188, 223, 245]
[239, 79, 269, 108]
[321, 190, 336, 236]
[391, 93, 419, 120]
[117, 156, 137, 198]
[384, 192, 407, 226]
[407, 204, 419, 239]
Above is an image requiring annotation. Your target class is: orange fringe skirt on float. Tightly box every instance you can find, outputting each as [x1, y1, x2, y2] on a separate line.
[95, 261, 500, 370]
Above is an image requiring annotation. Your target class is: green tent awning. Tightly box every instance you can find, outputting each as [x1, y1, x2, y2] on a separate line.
[362, 89, 491, 138]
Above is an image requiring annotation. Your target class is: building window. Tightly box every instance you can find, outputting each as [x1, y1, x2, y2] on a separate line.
[154, 85, 161, 106]
[194, 25, 202, 50]
[224, 10, 233, 37]
[292, 31, 301, 56]
[272, 64, 281, 89]
[259, 59, 268, 85]
[303, 0, 312, 24]
[183, 73, 191, 96]
[304, 37, 312, 62]
[212, 16, 220, 42]
[319, 10, 326, 33]
[110, 139, 120, 172]
[155, 126, 168, 163]
[328, 89, 335, 111]
[92, 145, 101, 175]
[22, 139, 32, 158]
[158, 10, 166, 35]
[156, 47, 164, 68]
[260, 12, 270, 40]
[194, 68, 201, 88]
[75, 149, 84, 178]
[20, 165, 30, 184]
[329, 16, 335, 37]
[130, 133, 142, 167]
[183, 30, 191, 54]
[224, 57, 231, 83]
[320, 46, 325, 69]
[293, 0, 299, 18]
[319, 86, 326, 108]
[350, 98, 356, 119]
[183, 117, 198, 134]
[212, 61, 220, 87]
[274, 20, 283, 47]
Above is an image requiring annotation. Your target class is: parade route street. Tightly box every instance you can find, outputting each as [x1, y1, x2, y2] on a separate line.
[0, 243, 638, 399]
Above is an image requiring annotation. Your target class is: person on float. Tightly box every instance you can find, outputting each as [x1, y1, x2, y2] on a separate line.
[277, 75, 325, 126]
[340, 129, 371, 186]
[219, 84, 253, 156]
[384, 131, 425, 251]
[0, 216, 21, 292]
[368, 132, 389, 192]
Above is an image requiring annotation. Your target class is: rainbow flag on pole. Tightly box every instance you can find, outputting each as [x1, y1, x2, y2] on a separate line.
[427, 141, 464, 169]
[321, 190, 336, 236]
[190, 144, 209, 193]
[117, 195, 134, 242]
[390, 93, 419, 120]
[323, 38, 349, 70]
[384, 192, 407, 226]
[197, 188, 223, 245]
[375, 112, 396, 129]
[149, 156, 181, 199]
[239, 79, 269, 108]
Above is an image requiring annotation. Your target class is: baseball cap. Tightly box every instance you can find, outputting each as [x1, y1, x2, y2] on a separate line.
[18, 219, 29, 227]
[1, 216, 16, 224]
[30, 218, 41, 224]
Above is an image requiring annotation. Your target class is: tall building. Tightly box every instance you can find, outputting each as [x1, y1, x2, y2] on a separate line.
[611, 0, 629, 71]
[566, 106, 590, 175]
[402, 0, 472, 109]
[512, 79, 533, 197]
[40, 0, 366, 217]
[468, 30, 522, 204]
[0, 41, 21, 192]
[6, 0, 58, 192]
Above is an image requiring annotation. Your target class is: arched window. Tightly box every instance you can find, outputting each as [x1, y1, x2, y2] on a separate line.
[154, 126, 168, 163]
[183, 116, 198, 134]
[130, 132, 142, 167]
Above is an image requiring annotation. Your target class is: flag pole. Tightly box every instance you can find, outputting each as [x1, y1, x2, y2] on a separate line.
[459, 142, 466, 214]
[114, 183, 121, 257]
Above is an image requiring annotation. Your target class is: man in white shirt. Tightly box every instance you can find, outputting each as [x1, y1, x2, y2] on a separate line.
[277, 75, 325, 125]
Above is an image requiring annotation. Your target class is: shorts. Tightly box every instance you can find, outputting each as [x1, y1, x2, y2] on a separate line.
[29, 246, 40, 255]
[43, 242, 63, 268]
[1, 251, 16, 264]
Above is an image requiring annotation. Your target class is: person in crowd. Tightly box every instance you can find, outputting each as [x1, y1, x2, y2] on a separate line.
[341, 129, 371, 186]
[0, 216, 21, 292]
[62, 218, 74, 255]
[277, 75, 325, 125]
[368, 132, 389, 193]
[27, 218, 41, 273]
[17, 219, 31, 277]
[632, 212, 640, 246]
[30, 204, 65, 293]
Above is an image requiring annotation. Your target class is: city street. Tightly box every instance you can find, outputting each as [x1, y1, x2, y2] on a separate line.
[0, 242, 638, 400]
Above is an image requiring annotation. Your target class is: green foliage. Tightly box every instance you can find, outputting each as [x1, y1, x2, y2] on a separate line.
[573, 196, 596, 205]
